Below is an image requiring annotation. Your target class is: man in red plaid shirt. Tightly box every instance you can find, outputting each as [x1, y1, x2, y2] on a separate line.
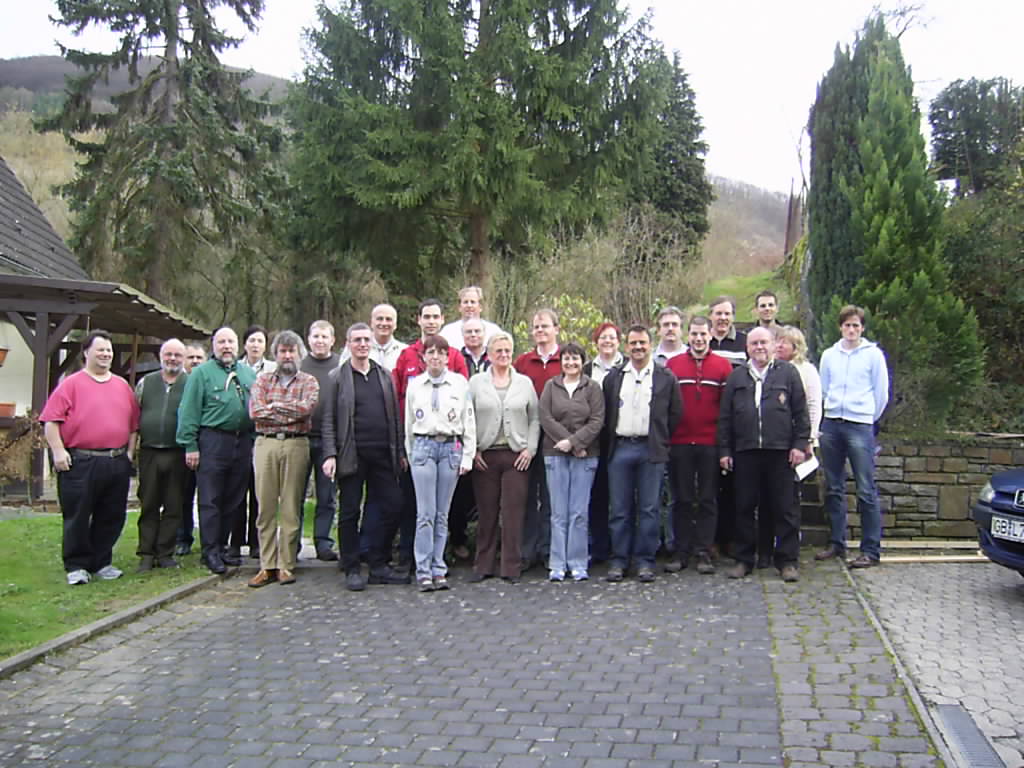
[247, 330, 320, 588]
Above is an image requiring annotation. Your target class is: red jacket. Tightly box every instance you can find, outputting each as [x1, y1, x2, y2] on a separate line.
[392, 340, 470, 414]
[666, 351, 732, 445]
[514, 347, 562, 397]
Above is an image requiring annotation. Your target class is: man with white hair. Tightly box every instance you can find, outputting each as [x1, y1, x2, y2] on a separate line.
[135, 338, 189, 572]
[439, 285, 502, 349]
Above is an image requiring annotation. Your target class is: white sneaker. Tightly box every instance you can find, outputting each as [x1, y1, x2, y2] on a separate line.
[95, 565, 123, 580]
[67, 569, 90, 585]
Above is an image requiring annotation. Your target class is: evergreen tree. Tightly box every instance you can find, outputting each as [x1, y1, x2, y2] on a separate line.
[287, 0, 679, 303]
[41, 0, 284, 322]
[806, 17, 894, 339]
[630, 52, 713, 252]
[929, 77, 1024, 196]
[820, 20, 983, 429]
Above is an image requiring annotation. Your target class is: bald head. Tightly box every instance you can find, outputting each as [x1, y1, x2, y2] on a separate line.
[159, 337, 186, 377]
[746, 326, 774, 369]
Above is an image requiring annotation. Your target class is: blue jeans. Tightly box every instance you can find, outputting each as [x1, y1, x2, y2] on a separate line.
[544, 455, 598, 577]
[820, 418, 882, 559]
[607, 439, 664, 571]
[410, 437, 462, 581]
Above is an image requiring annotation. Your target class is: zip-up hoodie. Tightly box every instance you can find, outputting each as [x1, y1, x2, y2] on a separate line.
[819, 339, 889, 424]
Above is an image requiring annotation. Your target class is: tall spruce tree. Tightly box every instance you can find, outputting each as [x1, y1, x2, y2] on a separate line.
[816, 18, 983, 429]
[41, 0, 283, 320]
[288, 0, 677, 299]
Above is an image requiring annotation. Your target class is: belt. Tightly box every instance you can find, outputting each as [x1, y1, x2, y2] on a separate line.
[617, 435, 648, 442]
[70, 447, 127, 458]
[825, 417, 868, 425]
[257, 432, 309, 440]
[415, 434, 457, 443]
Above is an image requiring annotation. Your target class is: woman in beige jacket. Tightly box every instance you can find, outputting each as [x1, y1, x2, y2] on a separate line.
[468, 332, 540, 583]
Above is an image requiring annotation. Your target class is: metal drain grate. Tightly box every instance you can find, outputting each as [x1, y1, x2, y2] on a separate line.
[935, 704, 1006, 768]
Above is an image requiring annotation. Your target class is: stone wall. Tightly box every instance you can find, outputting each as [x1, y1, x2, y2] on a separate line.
[830, 435, 1024, 540]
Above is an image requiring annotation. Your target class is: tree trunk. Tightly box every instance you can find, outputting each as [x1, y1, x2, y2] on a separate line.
[469, 209, 489, 285]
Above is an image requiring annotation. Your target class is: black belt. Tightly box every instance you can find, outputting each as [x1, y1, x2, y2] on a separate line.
[617, 435, 648, 442]
[257, 432, 309, 440]
[70, 447, 127, 458]
[415, 434, 457, 443]
[825, 417, 866, 424]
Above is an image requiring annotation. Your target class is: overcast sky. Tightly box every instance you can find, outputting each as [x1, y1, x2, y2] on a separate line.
[3, 0, 1023, 193]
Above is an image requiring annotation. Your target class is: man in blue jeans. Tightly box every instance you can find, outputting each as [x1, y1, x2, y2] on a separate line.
[601, 325, 682, 583]
[815, 305, 889, 569]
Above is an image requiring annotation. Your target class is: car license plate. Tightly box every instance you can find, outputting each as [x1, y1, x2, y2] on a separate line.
[991, 515, 1024, 543]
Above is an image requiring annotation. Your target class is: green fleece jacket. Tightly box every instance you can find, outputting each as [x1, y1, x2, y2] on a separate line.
[176, 358, 256, 452]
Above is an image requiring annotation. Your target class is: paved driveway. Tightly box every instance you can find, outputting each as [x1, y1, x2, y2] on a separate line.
[856, 562, 1024, 768]
[0, 556, 943, 768]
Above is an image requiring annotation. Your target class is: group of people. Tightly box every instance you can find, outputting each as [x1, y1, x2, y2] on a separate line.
[40, 285, 890, 590]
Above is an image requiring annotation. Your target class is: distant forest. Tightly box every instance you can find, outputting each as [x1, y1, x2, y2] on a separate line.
[0, 56, 289, 113]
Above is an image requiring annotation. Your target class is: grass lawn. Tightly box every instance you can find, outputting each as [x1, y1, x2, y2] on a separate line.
[698, 271, 795, 324]
[0, 510, 212, 662]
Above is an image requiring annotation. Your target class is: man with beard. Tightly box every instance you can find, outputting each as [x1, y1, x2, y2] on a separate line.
[41, 329, 140, 585]
[135, 338, 189, 572]
[247, 331, 320, 588]
[177, 327, 256, 575]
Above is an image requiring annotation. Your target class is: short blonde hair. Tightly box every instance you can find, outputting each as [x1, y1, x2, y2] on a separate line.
[487, 331, 514, 355]
[776, 326, 808, 364]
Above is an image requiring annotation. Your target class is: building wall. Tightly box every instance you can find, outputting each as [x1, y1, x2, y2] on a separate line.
[0, 322, 34, 416]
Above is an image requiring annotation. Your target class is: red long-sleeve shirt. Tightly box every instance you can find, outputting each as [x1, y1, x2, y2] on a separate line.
[666, 351, 733, 445]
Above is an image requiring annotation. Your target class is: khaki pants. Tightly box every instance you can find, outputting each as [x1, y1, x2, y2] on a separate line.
[253, 435, 310, 571]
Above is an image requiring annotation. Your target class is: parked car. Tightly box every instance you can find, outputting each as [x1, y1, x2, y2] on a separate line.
[972, 468, 1024, 577]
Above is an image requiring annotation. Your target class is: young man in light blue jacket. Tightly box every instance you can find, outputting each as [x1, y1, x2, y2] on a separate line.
[815, 305, 890, 568]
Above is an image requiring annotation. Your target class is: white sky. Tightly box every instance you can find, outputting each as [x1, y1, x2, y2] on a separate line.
[3, 0, 1023, 193]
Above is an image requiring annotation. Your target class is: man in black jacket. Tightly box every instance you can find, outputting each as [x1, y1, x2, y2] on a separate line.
[321, 323, 409, 591]
[717, 327, 809, 582]
[602, 325, 682, 583]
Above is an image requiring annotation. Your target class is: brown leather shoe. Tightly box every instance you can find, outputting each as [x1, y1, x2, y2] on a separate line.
[847, 554, 879, 569]
[247, 569, 277, 588]
[278, 569, 296, 584]
[814, 545, 843, 561]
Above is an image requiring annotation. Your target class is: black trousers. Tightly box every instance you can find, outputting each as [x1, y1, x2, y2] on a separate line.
[448, 473, 475, 549]
[196, 429, 253, 559]
[58, 452, 131, 572]
[137, 446, 185, 559]
[587, 454, 611, 562]
[338, 446, 401, 573]
[669, 444, 719, 560]
[177, 469, 197, 547]
[228, 473, 259, 554]
[732, 450, 799, 568]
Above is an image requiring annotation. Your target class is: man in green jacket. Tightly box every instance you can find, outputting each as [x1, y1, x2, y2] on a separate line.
[176, 327, 256, 574]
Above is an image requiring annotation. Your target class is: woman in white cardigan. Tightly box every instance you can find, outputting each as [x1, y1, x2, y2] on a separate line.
[468, 332, 540, 583]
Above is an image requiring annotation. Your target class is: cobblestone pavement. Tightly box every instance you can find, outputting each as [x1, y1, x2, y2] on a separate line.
[856, 562, 1024, 768]
[0, 555, 944, 768]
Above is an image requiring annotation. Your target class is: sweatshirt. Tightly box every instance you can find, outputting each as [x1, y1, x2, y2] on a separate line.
[819, 338, 889, 424]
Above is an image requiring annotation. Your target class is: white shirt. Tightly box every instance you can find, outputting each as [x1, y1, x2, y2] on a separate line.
[616, 360, 654, 437]
[404, 370, 477, 471]
[439, 318, 503, 349]
[339, 337, 407, 371]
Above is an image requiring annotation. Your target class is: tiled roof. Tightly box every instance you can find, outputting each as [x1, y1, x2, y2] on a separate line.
[0, 154, 88, 280]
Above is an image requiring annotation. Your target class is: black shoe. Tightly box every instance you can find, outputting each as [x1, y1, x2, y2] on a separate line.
[174, 543, 191, 556]
[156, 557, 180, 569]
[346, 570, 366, 591]
[637, 567, 655, 583]
[317, 548, 340, 562]
[605, 566, 624, 583]
[203, 553, 227, 575]
[468, 572, 491, 583]
[695, 554, 716, 575]
[368, 566, 411, 585]
[221, 552, 242, 567]
[663, 558, 685, 573]
[756, 556, 772, 570]
[501, 575, 520, 584]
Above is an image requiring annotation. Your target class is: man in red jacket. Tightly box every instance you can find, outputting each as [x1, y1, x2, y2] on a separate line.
[665, 316, 733, 575]
[390, 299, 469, 572]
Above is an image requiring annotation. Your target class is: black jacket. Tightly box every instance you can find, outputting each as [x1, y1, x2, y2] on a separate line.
[717, 360, 810, 457]
[602, 362, 682, 463]
[321, 360, 405, 478]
